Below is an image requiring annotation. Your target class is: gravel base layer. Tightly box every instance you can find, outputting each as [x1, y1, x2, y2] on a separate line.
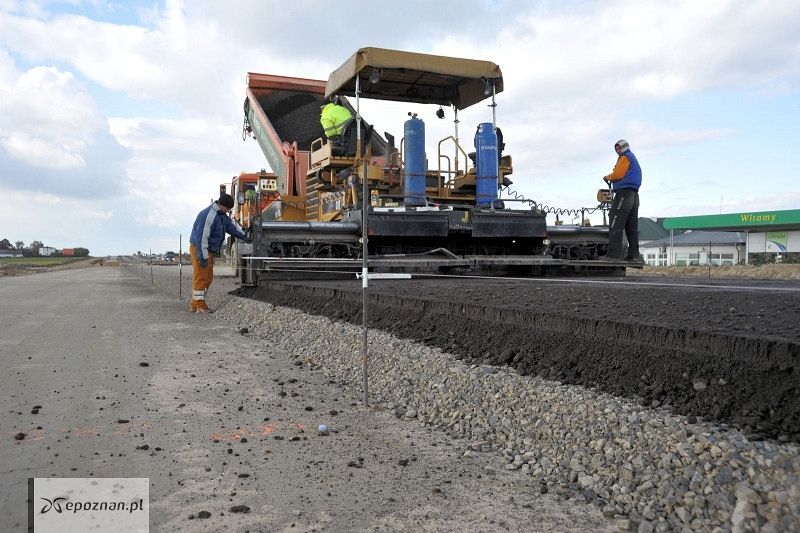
[238, 279, 800, 442]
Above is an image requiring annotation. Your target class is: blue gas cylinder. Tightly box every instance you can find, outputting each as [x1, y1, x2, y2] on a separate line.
[403, 114, 426, 207]
[474, 123, 498, 206]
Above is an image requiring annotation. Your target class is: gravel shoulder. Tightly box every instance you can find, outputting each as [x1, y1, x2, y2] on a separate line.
[0, 265, 613, 532]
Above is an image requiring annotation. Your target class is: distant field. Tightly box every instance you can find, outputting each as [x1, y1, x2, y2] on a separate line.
[0, 256, 89, 267]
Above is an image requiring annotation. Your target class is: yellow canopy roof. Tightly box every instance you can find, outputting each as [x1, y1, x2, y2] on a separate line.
[325, 47, 503, 110]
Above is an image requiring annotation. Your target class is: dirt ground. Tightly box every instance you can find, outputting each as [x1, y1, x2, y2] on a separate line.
[241, 276, 800, 442]
[0, 266, 613, 532]
[0, 256, 103, 276]
[629, 264, 800, 280]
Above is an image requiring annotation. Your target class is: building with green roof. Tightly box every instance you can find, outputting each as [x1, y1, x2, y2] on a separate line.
[648, 209, 800, 265]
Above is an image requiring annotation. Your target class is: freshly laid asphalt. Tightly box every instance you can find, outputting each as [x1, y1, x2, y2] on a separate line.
[241, 274, 800, 442]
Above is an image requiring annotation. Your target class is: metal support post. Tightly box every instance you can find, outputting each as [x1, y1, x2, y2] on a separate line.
[179, 234, 183, 300]
[453, 107, 459, 174]
[491, 81, 497, 129]
[744, 230, 749, 265]
[669, 229, 674, 266]
[708, 241, 712, 278]
[356, 74, 369, 407]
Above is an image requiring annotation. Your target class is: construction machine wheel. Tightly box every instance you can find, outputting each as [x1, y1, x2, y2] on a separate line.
[225, 237, 237, 275]
[231, 240, 258, 286]
[229, 240, 239, 277]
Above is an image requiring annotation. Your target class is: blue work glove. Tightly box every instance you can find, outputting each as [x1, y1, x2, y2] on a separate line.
[199, 257, 208, 268]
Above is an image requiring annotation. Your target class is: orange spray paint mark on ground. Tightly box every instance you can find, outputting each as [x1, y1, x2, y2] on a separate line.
[6, 421, 155, 447]
[208, 422, 309, 442]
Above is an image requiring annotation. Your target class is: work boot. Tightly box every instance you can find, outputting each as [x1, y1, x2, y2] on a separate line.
[625, 254, 645, 264]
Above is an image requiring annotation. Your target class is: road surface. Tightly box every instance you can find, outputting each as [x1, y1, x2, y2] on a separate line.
[0, 266, 612, 532]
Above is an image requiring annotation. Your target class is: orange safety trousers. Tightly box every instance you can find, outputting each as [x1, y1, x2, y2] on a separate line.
[189, 244, 214, 311]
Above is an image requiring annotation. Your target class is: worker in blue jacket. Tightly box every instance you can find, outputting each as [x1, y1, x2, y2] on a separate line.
[601, 139, 643, 262]
[189, 194, 249, 313]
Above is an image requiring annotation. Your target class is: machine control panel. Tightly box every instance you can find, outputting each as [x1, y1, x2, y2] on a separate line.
[259, 178, 278, 191]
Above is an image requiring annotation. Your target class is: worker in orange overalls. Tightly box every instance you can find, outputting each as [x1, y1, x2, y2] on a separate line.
[189, 194, 249, 313]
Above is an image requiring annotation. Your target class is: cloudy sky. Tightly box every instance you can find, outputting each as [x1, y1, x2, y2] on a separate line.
[0, 0, 798, 255]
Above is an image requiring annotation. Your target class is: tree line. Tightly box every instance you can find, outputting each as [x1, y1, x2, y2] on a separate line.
[0, 239, 89, 257]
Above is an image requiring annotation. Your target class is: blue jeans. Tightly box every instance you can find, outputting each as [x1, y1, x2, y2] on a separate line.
[608, 188, 640, 260]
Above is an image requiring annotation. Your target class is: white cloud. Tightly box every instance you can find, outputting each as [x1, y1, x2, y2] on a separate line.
[0, 12, 166, 96]
[0, 49, 129, 197]
[0, 185, 105, 250]
[107, 114, 265, 233]
[0, 2, 332, 122]
[3, 1, 795, 166]
[0, 61, 104, 170]
[417, 1, 798, 183]
[0, 45, 16, 84]
[1, 132, 87, 169]
[662, 191, 800, 217]
[631, 73, 689, 100]
[0, 182, 190, 255]
[109, 117, 235, 159]
[0, 0, 798, 253]
[498, 1, 800, 102]
[623, 122, 735, 151]
[85, 208, 113, 220]
[0, 0, 46, 18]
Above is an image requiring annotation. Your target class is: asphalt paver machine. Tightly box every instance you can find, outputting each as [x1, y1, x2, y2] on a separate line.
[237, 47, 625, 285]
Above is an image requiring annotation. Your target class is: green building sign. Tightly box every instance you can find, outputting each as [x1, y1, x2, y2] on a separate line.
[663, 209, 800, 231]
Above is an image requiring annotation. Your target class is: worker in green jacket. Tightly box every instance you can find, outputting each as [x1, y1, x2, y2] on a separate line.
[320, 100, 353, 139]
